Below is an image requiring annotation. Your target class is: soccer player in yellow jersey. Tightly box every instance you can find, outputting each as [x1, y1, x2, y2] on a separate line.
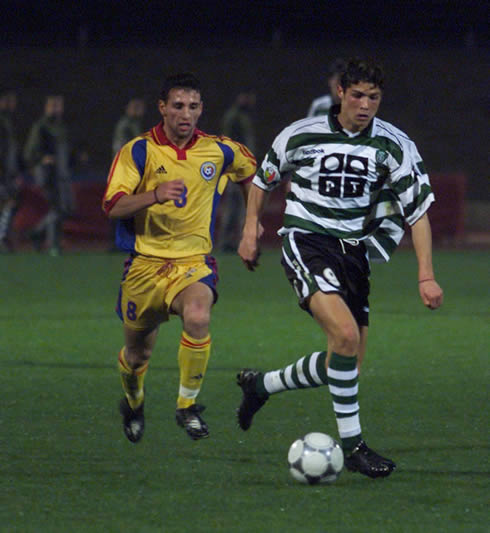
[103, 73, 257, 442]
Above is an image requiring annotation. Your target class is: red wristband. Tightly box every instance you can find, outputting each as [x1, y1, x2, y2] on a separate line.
[418, 278, 434, 284]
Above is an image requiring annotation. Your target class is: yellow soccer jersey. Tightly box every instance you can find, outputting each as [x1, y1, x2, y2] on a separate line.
[103, 123, 256, 258]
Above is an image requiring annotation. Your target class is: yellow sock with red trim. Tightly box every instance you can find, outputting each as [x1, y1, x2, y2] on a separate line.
[118, 347, 148, 410]
[177, 332, 211, 409]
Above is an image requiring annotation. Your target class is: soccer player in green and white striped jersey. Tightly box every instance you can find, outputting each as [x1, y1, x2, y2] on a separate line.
[236, 58, 443, 479]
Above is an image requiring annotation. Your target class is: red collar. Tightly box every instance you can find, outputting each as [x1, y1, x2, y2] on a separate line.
[150, 121, 203, 150]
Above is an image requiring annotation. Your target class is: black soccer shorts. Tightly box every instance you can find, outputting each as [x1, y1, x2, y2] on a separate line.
[281, 231, 370, 327]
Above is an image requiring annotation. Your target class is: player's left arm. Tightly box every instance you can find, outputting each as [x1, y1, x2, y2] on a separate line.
[410, 213, 444, 310]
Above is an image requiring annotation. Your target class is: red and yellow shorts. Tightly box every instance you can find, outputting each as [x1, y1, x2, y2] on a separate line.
[116, 254, 218, 330]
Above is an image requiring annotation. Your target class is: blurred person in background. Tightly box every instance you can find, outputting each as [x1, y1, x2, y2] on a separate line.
[0, 89, 20, 252]
[112, 98, 146, 156]
[23, 95, 73, 256]
[217, 90, 257, 252]
[307, 58, 346, 117]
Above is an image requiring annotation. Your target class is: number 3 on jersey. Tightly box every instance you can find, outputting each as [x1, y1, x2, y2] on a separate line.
[174, 185, 188, 208]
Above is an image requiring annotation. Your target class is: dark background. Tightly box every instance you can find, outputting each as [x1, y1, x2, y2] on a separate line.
[1, 1, 489, 203]
[2, 1, 488, 48]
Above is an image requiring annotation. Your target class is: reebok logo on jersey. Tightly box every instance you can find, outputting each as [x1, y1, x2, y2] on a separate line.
[156, 165, 167, 174]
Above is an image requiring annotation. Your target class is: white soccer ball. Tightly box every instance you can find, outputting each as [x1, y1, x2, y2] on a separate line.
[288, 432, 344, 484]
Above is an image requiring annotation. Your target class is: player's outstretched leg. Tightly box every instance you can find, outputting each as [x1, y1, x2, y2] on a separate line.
[119, 397, 145, 443]
[175, 404, 209, 440]
[344, 440, 396, 478]
[236, 352, 330, 430]
[236, 369, 270, 430]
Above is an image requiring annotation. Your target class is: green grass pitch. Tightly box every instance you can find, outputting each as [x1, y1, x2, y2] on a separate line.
[1, 249, 488, 532]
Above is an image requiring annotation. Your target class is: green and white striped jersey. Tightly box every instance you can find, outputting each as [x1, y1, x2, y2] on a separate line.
[254, 107, 434, 262]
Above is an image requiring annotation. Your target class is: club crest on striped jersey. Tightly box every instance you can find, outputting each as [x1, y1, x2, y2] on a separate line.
[264, 165, 277, 183]
[376, 150, 388, 164]
[200, 162, 217, 181]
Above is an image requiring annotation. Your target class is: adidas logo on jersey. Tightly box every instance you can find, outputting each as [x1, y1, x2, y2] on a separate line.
[156, 165, 167, 174]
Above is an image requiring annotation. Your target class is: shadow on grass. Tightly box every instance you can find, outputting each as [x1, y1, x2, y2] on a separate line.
[180, 450, 490, 477]
[393, 444, 489, 454]
[1, 360, 237, 372]
[398, 469, 489, 476]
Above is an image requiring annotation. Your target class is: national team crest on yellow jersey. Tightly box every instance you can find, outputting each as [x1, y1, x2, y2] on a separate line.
[103, 123, 256, 259]
[200, 162, 217, 181]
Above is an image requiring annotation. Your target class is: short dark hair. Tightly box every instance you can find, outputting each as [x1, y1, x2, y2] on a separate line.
[340, 58, 385, 91]
[160, 72, 201, 102]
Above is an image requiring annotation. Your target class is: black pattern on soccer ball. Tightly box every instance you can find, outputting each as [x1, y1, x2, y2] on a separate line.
[288, 432, 344, 485]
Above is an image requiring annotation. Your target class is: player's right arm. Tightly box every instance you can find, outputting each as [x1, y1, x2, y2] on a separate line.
[238, 183, 269, 271]
[238, 129, 292, 270]
[107, 180, 185, 219]
[103, 139, 185, 219]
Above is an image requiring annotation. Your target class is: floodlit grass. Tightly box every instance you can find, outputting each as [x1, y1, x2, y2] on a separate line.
[1, 249, 488, 532]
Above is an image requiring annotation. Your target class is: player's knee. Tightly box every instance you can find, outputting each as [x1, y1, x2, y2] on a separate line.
[125, 346, 151, 369]
[183, 307, 211, 338]
[142, 346, 153, 362]
[333, 324, 360, 356]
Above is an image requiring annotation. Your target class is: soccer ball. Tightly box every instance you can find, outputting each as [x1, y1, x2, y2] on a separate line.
[288, 432, 344, 485]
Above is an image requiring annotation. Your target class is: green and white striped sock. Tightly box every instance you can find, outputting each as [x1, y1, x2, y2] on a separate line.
[259, 351, 328, 396]
[327, 351, 362, 452]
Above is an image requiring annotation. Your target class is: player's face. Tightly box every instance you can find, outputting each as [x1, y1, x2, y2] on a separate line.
[159, 88, 203, 146]
[337, 82, 382, 133]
